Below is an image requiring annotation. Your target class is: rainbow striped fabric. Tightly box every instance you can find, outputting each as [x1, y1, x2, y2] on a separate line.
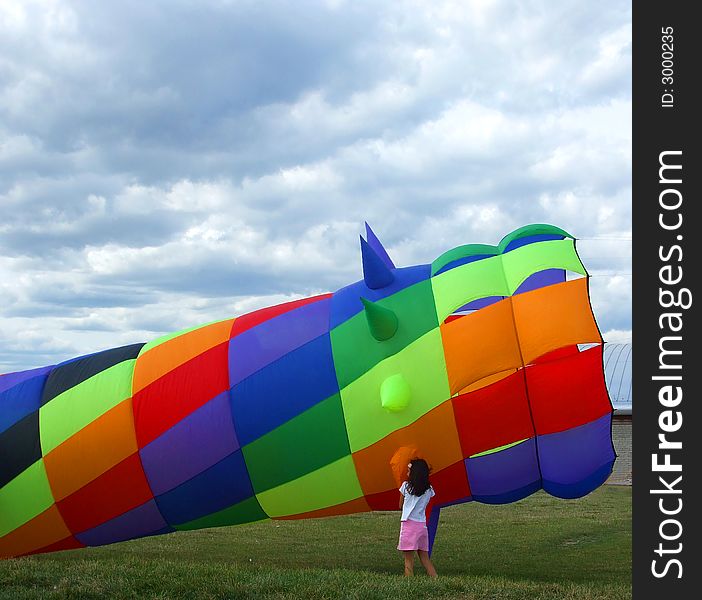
[0, 223, 615, 558]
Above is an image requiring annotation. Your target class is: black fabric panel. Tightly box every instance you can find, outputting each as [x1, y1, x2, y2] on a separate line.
[40, 342, 145, 407]
[0, 410, 42, 488]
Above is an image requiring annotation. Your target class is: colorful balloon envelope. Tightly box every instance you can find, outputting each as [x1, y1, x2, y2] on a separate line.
[0, 223, 615, 558]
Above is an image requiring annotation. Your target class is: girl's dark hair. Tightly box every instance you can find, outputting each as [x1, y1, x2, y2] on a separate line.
[406, 458, 432, 496]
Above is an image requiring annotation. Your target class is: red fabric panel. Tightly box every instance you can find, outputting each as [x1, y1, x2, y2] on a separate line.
[363, 460, 471, 515]
[444, 314, 466, 324]
[134, 342, 229, 447]
[364, 488, 400, 512]
[22, 535, 85, 557]
[57, 453, 153, 534]
[452, 370, 535, 458]
[229, 294, 332, 338]
[531, 344, 580, 364]
[526, 345, 611, 435]
[428, 460, 471, 509]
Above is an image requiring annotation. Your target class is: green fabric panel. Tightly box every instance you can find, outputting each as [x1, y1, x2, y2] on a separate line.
[470, 438, 529, 458]
[174, 496, 268, 531]
[430, 243, 498, 275]
[243, 393, 351, 494]
[501, 239, 585, 292]
[340, 328, 449, 452]
[431, 254, 510, 322]
[0, 460, 55, 538]
[256, 455, 363, 518]
[331, 279, 439, 389]
[39, 360, 136, 454]
[497, 223, 574, 253]
[139, 318, 228, 354]
[431, 223, 574, 275]
[431, 238, 585, 321]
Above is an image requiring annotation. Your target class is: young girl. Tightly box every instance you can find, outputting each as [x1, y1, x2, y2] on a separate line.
[397, 458, 438, 577]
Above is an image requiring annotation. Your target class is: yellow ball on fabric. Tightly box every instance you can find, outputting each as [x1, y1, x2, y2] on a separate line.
[380, 373, 411, 412]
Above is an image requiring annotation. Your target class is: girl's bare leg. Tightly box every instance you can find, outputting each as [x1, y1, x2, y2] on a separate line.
[403, 551, 414, 576]
[417, 550, 437, 578]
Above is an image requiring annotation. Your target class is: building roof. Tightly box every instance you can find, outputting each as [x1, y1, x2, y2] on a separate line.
[604, 342, 632, 414]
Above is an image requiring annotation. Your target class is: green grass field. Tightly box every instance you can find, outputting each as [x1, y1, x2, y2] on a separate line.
[0, 486, 631, 599]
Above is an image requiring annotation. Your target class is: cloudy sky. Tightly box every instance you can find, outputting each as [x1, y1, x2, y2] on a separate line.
[0, 0, 631, 373]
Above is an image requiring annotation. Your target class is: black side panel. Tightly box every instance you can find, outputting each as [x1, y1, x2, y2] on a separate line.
[0, 410, 42, 488]
[40, 343, 145, 407]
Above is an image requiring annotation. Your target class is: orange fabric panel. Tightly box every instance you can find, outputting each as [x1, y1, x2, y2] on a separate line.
[275, 496, 372, 521]
[513, 278, 602, 364]
[0, 505, 71, 559]
[440, 298, 522, 395]
[389, 445, 421, 488]
[457, 368, 517, 395]
[352, 401, 463, 497]
[44, 399, 138, 501]
[132, 318, 235, 393]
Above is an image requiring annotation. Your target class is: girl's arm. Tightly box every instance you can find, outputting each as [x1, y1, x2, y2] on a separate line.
[399, 493, 404, 510]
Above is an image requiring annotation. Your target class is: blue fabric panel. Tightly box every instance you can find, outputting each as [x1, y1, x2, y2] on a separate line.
[503, 233, 564, 252]
[465, 438, 541, 501]
[538, 413, 615, 498]
[0, 366, 51, 434]
[155, 450, 254, 525]
[427, 506, 441, 555]
[330, 264, 430, 329]
[433, 254, 493, 277]
[471, 481, 541, 504]
[544, 460, 615, 499]
[229, 298, 331, 386]
[229, 334, 339, 446]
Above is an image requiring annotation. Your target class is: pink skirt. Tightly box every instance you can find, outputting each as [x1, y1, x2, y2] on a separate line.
[397, 519, 429, 551]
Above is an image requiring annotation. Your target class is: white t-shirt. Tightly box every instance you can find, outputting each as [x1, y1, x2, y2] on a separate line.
[399, 481, 435, 522]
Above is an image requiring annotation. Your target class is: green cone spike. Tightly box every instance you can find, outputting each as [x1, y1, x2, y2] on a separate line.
[360, 297, 399, 341]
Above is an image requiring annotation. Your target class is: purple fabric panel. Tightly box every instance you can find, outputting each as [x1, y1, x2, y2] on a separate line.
[456, 296, 503, 312]
[0, 367, 52, 435]
[464, 438, 540, 497]
[0, 365, 52, 395]
[450, 269, 564, 313]
[229, 298, 331, 386]
[538, 413, 614, 486]
[139, 391, 239, 496]
[76, 499, 168, 547]
[514, 268, 565, 295]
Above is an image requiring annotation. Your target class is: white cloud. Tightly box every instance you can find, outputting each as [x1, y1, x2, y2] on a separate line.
[0, 0, 631, 371]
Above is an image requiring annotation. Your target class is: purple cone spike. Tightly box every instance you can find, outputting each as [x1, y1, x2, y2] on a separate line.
[365, 222, 395, 269]
[360, 236, 394, 289]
